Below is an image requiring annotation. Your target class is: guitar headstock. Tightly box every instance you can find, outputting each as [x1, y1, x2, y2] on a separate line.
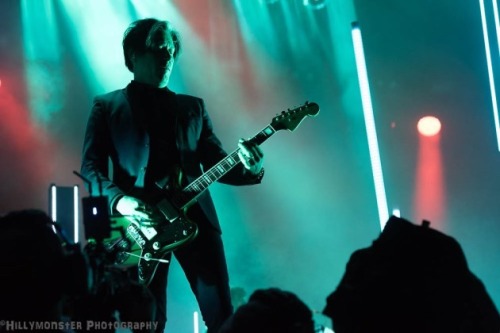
[271, 101, 320, 132]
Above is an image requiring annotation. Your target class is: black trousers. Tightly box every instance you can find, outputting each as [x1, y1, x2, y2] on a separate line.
[148, 210, 233, 333]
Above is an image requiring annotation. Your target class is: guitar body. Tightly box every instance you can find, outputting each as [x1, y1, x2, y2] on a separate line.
[105, 197, 198, 286]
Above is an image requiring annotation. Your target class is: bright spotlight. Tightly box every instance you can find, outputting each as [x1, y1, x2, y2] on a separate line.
[417, 116, 441, 137]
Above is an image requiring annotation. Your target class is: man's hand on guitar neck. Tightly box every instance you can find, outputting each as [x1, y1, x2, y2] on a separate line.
[116, 195, 161, 227]
[238, 138, 264, 176]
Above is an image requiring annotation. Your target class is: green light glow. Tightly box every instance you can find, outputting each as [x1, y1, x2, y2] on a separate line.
[58, 0, 133, 94]
[21, 0, 63, 124]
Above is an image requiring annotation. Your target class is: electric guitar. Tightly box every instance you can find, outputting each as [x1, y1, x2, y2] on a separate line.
[105, 101, 320, 285]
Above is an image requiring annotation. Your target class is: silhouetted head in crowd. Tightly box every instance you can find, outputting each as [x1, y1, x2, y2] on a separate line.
[322, 216, 500, 333]
[0, 209, 66, 320]
[219, 288, 315, 333]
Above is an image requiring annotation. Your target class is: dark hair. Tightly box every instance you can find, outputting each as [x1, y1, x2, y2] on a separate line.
[122, 18, 182, 72]
[0, 209, 66, 316]
[219, 288, 315, 333]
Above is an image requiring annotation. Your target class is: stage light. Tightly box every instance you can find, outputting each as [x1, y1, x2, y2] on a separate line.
[417, 116, 441, 137]
[193, 311, 199, 333]
[49, 184, 80, 243]
[479, 0, 500, 151]
[351, 22, 389, 230]
[50, 184, 57, 223]
[493, 0, 500, 57]
[73, 185, 79, 243]
[303, 0, 328, 10]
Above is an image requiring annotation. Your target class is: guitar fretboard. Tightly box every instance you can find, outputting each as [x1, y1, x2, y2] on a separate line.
[178, 125, 276, 209]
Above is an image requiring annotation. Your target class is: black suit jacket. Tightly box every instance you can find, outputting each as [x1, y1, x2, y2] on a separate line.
[81, 85, 262, 232]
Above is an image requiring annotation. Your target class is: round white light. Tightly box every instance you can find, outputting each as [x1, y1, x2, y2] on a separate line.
[417, 116, 441, 137]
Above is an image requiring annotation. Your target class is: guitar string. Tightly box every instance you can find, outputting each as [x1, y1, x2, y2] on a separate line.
[123, 251, 170, 263]
[183, 150, 241, 193]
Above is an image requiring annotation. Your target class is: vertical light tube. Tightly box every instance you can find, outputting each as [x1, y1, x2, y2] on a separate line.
[50, 184, 57, 233]
[493, 0, 500, 56]
[73, 185, 79, 243]
[193, 311, 199, 333]
[351, 22, 390, 230]
[479, 0, 500, 151]
[50, 185, 57, 222]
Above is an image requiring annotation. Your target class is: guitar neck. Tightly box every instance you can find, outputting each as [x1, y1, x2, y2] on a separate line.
[178, 125, 276, 209]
